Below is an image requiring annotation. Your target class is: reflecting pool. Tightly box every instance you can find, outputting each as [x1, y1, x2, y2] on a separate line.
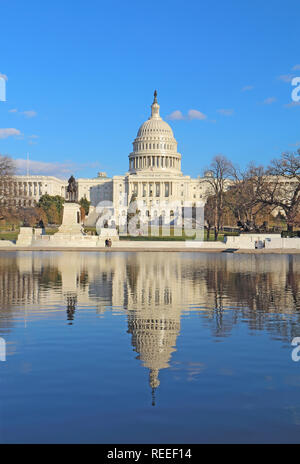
[1, 251, 300, 443]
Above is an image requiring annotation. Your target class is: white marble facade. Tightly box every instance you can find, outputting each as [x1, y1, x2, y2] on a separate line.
[8, 92, 210, 226]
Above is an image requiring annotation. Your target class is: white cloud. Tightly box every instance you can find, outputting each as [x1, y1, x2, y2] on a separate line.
[167, 110, 185, 120]
[14, 159, 101, 178]
[15, 159, 73, 176]
[242, 85, 254, 92]
[292, 64, 300, 71]
[263, 97, 277, 105]
[187, 109, 207, 120]
[29, 134, 39, 139]
[22, 110, 37, 118]
[278, 74, 295, 83]
[0, 73, 8, 81]
[0, 128, 21, 139]
[9, 109, 38, 118]
[167, 109, 207, 121]
[217, 108, 234, 116]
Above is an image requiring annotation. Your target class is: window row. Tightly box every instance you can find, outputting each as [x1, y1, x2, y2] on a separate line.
[134, 142, 175, 151]
[133, 182, 171, 197]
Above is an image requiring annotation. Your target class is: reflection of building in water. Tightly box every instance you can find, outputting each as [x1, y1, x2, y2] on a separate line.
[123, 254, 190, 404]
[66, 296, 77, 324]
[1, 252, 300, 318]
[0, 255, 40, 306]
[1, 252, 300, 394]
[0, 254, 41, 334]
[127, 309, 180, 406]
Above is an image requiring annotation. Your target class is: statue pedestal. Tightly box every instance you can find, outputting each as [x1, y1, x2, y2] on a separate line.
[16, 227, 34, 246]
[55, 203, 84, 236]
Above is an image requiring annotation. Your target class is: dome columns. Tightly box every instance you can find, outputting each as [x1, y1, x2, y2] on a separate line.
[129, 154, 181, 173]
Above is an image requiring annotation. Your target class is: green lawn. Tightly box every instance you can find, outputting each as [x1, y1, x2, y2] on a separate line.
[119, 230, 232, 241]
[0, 230, 19, 241]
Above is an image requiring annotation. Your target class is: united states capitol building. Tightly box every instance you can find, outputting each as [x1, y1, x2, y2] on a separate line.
[12, 91, 210, 226]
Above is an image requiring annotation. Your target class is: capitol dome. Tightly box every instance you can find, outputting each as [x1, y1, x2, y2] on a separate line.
[129, 91, 182, 175]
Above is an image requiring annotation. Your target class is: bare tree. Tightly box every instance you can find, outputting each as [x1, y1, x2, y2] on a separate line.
[254, 151, 300, 233]
[204, 195, 216, 239]
[0, 155, 16, 218]
[224, 163, 270, 231]
[204, 155, 233, 240]
[0, 155, 15, 179]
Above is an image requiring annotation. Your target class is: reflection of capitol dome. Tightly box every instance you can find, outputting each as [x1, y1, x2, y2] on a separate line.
[127, 310, 181, 405]
[129, 90, 182, 175]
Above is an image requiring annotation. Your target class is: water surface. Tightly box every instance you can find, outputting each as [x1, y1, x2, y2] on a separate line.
[1, 251, 300, 443]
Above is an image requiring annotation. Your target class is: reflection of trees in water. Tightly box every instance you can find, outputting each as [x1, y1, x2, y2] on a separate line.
[202, 255, 300, 341]
[39, 266, 62, 288]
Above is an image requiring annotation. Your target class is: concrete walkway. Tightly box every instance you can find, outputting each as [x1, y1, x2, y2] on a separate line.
[0, 246, 300, 254]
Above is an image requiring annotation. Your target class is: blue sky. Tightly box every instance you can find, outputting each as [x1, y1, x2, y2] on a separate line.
[0, 0, 299, 179]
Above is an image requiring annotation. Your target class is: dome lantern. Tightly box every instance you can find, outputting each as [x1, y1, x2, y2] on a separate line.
[151, 90, 161, 119]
